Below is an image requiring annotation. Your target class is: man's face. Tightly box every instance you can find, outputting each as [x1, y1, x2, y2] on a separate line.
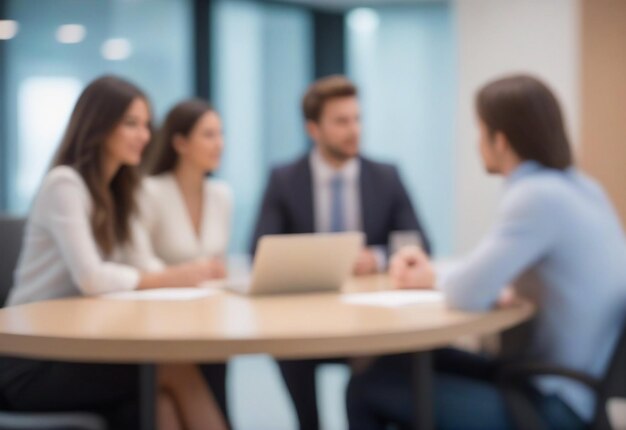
[308, 96, 361, 162]
[478, 118, 501, 174]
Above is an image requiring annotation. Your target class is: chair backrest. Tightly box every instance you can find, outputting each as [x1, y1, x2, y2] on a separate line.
[600, 317, 626, 399]
[0, 216, 26, 307]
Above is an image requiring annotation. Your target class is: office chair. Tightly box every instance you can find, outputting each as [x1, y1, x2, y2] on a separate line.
[499, 318, 626, 430]
[0, 215, 107, 430]
[0, 216, 25, 307]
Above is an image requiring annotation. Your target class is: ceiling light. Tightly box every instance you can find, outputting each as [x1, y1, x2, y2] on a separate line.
[0, 20, 19, 40]
[101, 38, 132, 61]
[56, 24, 86, 44]
[348, 8, 379, 34]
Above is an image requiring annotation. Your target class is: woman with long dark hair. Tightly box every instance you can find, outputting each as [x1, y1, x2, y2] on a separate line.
[1, 76, 227, 430]
[137, 99, 231, 274]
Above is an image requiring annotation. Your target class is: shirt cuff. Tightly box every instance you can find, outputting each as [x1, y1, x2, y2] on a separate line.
[85, 264, 142, 296]
[433, 259, 458, 291]
[124, 267, 142, 292]
[370, 246, 387, 272]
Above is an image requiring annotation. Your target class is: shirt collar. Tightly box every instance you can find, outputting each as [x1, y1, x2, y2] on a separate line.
[309, 149, 360, 184]
[505, 161, 545, 186]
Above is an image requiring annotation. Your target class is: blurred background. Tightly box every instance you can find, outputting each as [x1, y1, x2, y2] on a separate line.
[1, 0, 625, 428]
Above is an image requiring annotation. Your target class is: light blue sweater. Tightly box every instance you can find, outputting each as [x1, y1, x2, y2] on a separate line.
[441, 161, 626, 421]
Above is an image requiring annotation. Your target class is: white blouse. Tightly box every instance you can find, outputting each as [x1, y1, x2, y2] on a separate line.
[8, 167, 141, 306]
[129, 173, 233, 270]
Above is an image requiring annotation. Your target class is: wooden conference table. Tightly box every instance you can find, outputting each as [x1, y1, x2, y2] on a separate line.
[0, 275, 534, 430]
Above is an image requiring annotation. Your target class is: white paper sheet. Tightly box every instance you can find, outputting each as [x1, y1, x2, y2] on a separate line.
[103, 287, 219, 301]
[341, 290, 444, 308]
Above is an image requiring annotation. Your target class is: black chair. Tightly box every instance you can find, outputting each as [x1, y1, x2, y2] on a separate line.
[0, 216, 26, 307]
[499, 319, 626, 430]
[0, 215, 106, 430]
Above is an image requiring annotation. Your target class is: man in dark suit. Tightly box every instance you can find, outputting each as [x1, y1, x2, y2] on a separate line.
[250, 75, 431, 430]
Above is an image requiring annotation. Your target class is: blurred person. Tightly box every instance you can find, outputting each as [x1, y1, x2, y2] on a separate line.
[250, 75, 431, 430]
[0, 76, 228, 430]
[135, 98, 232, 424]
[347, 75, 626, 430]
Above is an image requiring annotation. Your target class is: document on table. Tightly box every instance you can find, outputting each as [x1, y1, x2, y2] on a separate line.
[103, 287, 220, 301]
[342, 290, 444, 308]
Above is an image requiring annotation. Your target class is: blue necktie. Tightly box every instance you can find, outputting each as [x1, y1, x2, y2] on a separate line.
[330, 174, 345, 232]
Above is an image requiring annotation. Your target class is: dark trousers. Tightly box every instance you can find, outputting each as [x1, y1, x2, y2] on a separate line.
[0, 357, 230, 430]
[0, 357, 140, 430]
[278, 357, 346, 430]
[200, 362, 230, 426]
[346, 349, 586, 430]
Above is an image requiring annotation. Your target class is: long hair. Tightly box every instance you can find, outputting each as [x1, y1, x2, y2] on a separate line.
[144, 98, 215, 175]
[51, 75, 151, 255]
[476, 74, 573, 170]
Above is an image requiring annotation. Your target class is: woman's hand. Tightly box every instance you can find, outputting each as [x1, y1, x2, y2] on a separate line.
[138, 259, 226, 290]
[205, 258, 227, 280]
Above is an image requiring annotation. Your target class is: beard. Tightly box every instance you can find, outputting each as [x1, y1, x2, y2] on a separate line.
[319, 137, 359, 164]
[484, 164, 499, 174]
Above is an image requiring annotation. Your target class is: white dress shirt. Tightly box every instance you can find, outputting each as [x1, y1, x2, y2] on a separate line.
[309, 150, 386, 269]
[8, 166, 141, 306]
[128, 172, 233, 270]
[310, 150, 362, 234]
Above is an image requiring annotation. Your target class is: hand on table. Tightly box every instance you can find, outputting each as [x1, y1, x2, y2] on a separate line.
[353, 248, 379, 276]
[170, 258, 227, 287]
[205, 258, 227, 280]
[497, 288, 521, 308]
[389, 246, 436, 290]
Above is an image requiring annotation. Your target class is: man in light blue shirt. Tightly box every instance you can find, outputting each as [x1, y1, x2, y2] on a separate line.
[347, 75, 626, 429]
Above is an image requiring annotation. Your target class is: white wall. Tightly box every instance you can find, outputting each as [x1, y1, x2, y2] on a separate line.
[452, 0, 580, 254]
[213, 0, 312, 254]
[347, 3, 456, 256]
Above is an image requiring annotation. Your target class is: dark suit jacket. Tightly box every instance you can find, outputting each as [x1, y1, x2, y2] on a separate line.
[250, 154, 431, 256]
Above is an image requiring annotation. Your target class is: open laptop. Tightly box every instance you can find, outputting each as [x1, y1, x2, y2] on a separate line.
[227, 232, 364, 295]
